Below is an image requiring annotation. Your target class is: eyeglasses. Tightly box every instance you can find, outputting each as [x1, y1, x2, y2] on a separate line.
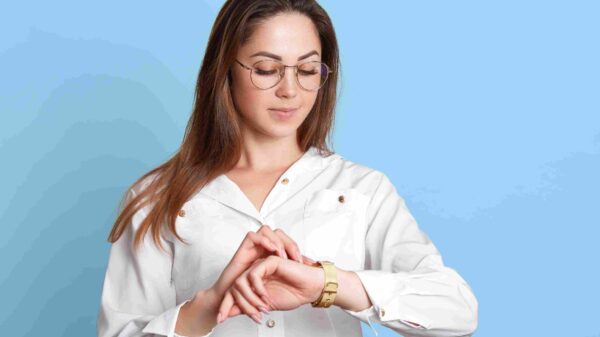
[235, 59, 332, 91]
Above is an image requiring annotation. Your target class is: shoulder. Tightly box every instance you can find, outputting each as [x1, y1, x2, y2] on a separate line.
[120, 171, 163, 222]
[127, 171, 161, 198]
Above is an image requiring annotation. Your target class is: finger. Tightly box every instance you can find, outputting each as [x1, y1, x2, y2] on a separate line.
[229, 303, 242, 317]
[273, 228, 303, 263]
[248, 269, 276, 310]
[301, 254, 317, 266]
[218, 232, 274, 292]
[217, 290, 235, 323]
[258, 225, 287, 259]
[232, 288, 262, 324]
[232, 231, 275, 264]
[247, 231, 279, 255]
[248, 269, 268, 298]
[252, 255, 281, 281]
[258, 224, 288, 259]
[234, 273, 271, 312]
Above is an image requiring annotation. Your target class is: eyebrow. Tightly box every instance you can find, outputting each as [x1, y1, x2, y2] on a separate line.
[249, 50, 320, 61]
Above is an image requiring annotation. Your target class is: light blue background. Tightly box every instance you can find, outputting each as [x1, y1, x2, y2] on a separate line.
[1, 1, 598, 336]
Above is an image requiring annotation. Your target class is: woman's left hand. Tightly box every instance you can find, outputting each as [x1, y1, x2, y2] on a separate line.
[217, 255, 324, 321]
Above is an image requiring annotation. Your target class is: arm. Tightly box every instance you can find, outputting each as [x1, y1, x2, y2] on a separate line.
[175, 288, 220, 337]
[332, 268, 372, 312]
[341, 173, 479, 337]
[97, 188, 216, 337]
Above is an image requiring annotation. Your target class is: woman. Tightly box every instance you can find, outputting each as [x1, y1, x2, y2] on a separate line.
[97, 1, 479, 336]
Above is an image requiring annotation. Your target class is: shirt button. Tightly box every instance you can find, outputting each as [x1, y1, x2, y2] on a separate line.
[178, 209, 186, 217]
[380, 308, 386, 317]
[281, 178, 289, 185]
[266, 319, 275, 328]
[338, 195, 345, 203]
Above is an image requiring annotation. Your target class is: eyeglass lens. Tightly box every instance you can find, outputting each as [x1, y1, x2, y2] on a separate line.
[251, 60, 329, 90]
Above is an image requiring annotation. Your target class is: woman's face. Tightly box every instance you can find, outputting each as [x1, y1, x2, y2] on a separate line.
[230, 12, 322, 141]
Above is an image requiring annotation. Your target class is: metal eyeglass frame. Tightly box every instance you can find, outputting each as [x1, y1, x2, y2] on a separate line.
[235, 59, 332, 91]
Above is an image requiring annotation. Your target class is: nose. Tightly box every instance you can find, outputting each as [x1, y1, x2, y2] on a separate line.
[275, 66, 298, 98]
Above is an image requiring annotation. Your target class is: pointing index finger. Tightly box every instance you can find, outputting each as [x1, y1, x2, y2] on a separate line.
[273, 228, 303, 263]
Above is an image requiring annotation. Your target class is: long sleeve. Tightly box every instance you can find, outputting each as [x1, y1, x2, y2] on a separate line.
[343, 173, 478, 337]
[96, 188, 213, 337]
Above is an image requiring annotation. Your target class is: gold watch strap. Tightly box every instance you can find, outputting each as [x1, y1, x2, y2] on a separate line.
[311, 260, 338, 308]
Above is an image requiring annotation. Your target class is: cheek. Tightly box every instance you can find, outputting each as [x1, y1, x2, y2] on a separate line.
[231, 76, 265, 115]
[302, 92, 319, 115]
[235, 90, 267, 115]
[307, 92, 319, 106]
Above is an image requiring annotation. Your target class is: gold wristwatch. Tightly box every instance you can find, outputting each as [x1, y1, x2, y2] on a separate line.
[311, 260, 338, 308]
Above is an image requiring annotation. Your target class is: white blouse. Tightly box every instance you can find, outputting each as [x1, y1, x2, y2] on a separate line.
[97, 146, 478, 337]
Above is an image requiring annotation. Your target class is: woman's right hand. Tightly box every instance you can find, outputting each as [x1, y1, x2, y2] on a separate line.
[199, 225, 313, 323]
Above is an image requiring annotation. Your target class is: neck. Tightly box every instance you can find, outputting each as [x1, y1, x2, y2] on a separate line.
[234, 138, 304, 173]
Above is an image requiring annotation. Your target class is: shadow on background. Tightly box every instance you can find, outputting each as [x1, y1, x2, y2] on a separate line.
[0, 30, 182, 336]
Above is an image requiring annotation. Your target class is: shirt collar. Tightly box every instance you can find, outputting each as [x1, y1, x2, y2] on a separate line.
[192, 146, 341, 223]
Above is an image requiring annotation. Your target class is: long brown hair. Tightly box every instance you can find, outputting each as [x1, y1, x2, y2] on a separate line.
[107, 0, 341, 253]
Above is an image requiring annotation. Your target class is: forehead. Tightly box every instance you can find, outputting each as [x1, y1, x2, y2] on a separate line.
[241, 12, 321, 60]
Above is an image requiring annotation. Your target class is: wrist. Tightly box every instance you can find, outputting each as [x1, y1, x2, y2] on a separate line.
[332, 268, 350, 308]
[309, 265, 326, 303]
[201, 287, 223, 313]
[333, 269, 372, 312]
[175, 288, 220, 336]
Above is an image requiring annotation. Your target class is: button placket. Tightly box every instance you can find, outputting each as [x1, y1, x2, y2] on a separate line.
[259, 175, 294, 220]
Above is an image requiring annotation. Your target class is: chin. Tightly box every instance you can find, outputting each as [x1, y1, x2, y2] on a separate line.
[260, 122, 301, 138]
[267, 126, 299, 138]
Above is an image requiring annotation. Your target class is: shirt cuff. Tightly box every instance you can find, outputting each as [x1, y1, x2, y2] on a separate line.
[343, 304, 380, 336]
[141, 299, 215, 337]
[353, 270, 432, 330]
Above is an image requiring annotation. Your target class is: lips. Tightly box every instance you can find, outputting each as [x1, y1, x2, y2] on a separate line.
[269, 107, 298, 121]
[269, 107, 298, 112]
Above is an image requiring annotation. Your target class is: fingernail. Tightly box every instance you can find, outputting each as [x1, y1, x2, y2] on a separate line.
[259, 306, 270, 314]
[251, 313, 262, 324]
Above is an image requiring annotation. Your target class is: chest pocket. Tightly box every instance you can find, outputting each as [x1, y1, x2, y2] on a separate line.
[302, 188, 368, 270]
